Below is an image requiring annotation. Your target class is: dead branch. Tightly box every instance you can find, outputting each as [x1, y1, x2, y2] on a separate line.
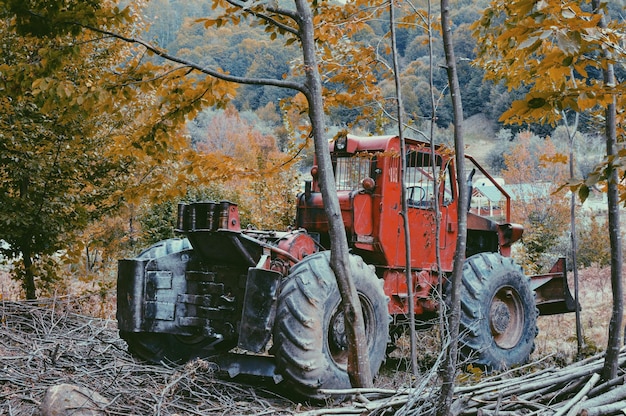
[581, 400, 626, 416]
[2, 299, 626, 416]
[0, 299, 298, 415]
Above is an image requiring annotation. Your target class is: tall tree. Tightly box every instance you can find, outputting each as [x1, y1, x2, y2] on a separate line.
[389, 0, 417, 375]
[0, 11, 138, 298]
[563, 110, 586, 358]
[592, 0, 623, 381]
[438, 0, 468, 413]
[473, 0, 624, 378]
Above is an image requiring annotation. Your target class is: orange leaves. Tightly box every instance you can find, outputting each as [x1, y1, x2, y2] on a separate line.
[501, 94, 557, 126]
[474, 0, 623, 126]
[197, 14, 241, 30]
[540, 153, 568, 165]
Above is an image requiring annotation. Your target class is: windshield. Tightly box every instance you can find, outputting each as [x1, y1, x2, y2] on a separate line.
[406, 150, 453, 207]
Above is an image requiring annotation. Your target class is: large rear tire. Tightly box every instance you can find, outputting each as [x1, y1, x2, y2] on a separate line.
[459, 252, 538, 370]
[272, 251, 389, 400]
[135, 238, 191, 260]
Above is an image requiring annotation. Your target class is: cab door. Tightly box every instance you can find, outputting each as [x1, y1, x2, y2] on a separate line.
[400, 150, 457, 272]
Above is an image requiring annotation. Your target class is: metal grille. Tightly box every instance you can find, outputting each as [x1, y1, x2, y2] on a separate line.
[334, 156, 372, 191]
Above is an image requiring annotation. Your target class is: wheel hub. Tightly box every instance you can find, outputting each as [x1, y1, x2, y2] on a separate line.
[490, 286, 524, 349]
[328, 296, 376, 369]
[330, 310, 348, 352]
[490, 301, 511, 335]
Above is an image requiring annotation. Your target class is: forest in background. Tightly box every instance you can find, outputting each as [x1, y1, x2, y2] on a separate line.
[0, 0, 624, 300]
[0, 0, 625, 413]
[142, 0, 625, 135]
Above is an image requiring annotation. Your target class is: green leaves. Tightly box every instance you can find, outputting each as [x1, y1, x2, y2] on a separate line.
[0, 0, 149, 297]
[2, 0, 133, 37]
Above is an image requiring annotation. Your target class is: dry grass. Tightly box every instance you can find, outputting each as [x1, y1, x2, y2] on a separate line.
[0, 267, 118, 320]
[0, 268, 20, 300]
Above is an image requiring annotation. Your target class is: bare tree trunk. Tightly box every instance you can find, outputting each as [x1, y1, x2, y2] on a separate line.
[389, 0, 417, 376]
[18, 176, 37, 300]
[593, 0, 624, 380]
[295, 0, 372, 388]
[21, 242, 36, 300]
[562, 110, 585, 358]
[438, 0, 467, 413]
[426, 0, 445, 355]
[601, 74, 623, 380]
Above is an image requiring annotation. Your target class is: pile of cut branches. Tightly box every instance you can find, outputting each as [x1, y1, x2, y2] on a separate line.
[302, 350, 626, 415]
[0, 299, 297, 415]
[1, 298, 624, 416]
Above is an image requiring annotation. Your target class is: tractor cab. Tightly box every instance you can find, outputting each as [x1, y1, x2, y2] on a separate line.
[298, 134, 476, 272]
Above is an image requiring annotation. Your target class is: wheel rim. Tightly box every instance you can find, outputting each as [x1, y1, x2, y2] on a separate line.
[489, 285, 524, 349]
[328, 294, 375, 369]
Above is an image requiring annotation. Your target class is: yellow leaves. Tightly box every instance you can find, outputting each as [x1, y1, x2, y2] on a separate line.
[577, 91, 597, 112]
[56, 80, 75, 98]
[457, 364, 484, 384]
[501, 94, 559, 126]
[475, 0, 626, 127]
[539, 153, 568, 165]
[198, 17, 226, 29]
[31, 77, 50, 95]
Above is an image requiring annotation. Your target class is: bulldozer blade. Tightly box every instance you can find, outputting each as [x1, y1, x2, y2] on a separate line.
[238, 267, 282, 353]
[530, 257, 578, 316]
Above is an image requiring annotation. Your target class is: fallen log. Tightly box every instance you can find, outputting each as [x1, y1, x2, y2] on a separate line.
[578, 384, 626, 410]
[581, 400, 626, 416]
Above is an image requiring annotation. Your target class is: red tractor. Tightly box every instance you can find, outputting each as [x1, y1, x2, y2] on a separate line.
[117, 134, 575, 399]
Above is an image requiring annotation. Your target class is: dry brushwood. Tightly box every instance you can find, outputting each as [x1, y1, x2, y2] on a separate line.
[1, 298, 625, 416]
[312, 349, 626, 415]
[0, 298, 298, 415]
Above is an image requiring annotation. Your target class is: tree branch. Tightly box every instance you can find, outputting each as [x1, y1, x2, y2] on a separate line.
[71, 22, 308, 95]
[224, 0, 301, 36]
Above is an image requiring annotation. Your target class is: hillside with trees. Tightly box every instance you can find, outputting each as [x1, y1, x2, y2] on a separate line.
[2, 0, 620, 295]
[0, 0, 625, 414]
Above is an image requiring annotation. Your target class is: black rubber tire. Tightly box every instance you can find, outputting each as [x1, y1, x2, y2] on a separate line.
[272, 251, 389, 400]
[120, 238, 227, 364]
[120, 331, 224, 364]
[459, 252, 538, 371]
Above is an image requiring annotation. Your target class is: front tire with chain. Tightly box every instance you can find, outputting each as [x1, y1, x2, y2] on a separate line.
[272, 251, 389, 400]
[458, 252, 538, 371]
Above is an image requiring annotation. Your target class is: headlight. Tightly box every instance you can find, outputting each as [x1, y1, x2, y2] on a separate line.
[335, 134, 347, 151]
[361, 177, 376, 192]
